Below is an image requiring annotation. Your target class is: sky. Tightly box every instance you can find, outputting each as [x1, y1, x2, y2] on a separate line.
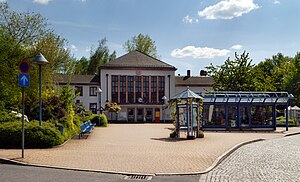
[4, 0, 300, 75]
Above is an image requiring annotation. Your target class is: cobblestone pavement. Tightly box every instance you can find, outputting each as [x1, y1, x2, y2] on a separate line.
[202, 134, 300, 182]
[0, 124, 298, 174]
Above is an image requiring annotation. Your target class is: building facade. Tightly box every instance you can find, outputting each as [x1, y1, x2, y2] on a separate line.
[58, 51, 214, 123]
[99, 51, 177, 122]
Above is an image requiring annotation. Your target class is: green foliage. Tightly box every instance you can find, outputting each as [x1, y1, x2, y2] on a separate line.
[276, 116, 298, 127]
[123, 33, 158, 58]
[90, 114, 108, 127]
[206, 51, 255, 91]
[87, 38, 116, 74]
[74, 57, 89, 75]
[73, 103, 92, 118]
[0, 121, 64, 148]
[0, 110, 19, 123]
[105, 102, 121, 113]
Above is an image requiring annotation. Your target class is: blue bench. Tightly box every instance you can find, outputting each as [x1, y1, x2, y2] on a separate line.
[79, 120, 95, 139]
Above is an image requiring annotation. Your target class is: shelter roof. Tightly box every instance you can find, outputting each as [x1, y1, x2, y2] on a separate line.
[172, 87, 203, 99]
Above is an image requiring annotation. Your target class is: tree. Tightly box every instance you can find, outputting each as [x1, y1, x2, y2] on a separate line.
[74, 57, 89, 75]
[256, 53, 293, 91]
[285, 52, 300, 106]
[0, 3, 74, 111]
[206, 51, 255, 91]
[123, 33, 158, 58]
[87, 38, 116, 74]
[0, 2, 49, 48]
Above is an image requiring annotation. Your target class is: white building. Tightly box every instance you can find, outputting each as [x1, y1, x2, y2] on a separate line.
[58, 51, 213, 122]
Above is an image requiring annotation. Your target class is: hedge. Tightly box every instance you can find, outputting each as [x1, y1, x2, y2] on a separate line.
[0, 121, 64, 148]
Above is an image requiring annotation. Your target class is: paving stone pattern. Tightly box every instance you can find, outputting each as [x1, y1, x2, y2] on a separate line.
[204, 134, 300, 182]
[0, 124, 297, 174]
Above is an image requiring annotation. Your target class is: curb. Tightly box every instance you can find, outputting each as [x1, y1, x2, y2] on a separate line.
[0, 157, 155, 176]
[284, 131, 300, 137]
[0, 138, 266, 177]
[155, 138, 265, 176]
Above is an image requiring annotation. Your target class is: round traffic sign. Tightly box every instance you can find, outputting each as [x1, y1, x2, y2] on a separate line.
[19, 61, 30, 73]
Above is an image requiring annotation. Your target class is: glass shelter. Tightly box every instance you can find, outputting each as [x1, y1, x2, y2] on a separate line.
[202, 92, 294, 131]
[169, 88, 203, 139]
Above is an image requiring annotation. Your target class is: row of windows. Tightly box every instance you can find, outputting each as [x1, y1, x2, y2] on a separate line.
[75, 86, 98, 96]
[111, 75, 165, 104]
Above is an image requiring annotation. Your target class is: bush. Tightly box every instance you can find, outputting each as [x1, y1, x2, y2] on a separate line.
[90, 114, 108, 127]
[0, 110, 18, 123]
[0, 121, 64, 148]
[276, 116, 298, 127]
[197, 130, 205, 138]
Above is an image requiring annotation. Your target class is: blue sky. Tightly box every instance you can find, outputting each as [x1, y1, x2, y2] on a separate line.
[5, 0, 300, 75]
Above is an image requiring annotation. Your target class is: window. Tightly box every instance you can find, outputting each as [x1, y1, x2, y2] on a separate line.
[135, 76, 142, 103]
[151, 76, 157, 103]
[120, 76, 126, 104]
[75, 86, 83, 96]
[89, 103, 97, 114]
[158, 76, 165, 103]
[111, 75, 118, 102]
[89, 87, 97, 96]
[128, 76, 134, 103]
[143, 76, 149, 103]
[202, 105, 226, 126]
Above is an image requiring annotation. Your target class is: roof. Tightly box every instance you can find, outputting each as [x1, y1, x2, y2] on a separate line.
[99, 51, 177, 70]
[172, 87, 203, 99]
[175, 76, 213, 87]
[56, 75, 99, 85]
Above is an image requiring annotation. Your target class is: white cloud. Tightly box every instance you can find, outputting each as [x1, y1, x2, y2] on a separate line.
[230, 44, 243, 50]
[70, 44, 78, 52]
[80, 0, 87, 2]
[85, 47, 91, 53]
[182, 15, 199, 24]
[33, 0, 51, 5]
[198, 0, 259, 20]
[171, 46, 230, 59]
[273, 0, 280, 4]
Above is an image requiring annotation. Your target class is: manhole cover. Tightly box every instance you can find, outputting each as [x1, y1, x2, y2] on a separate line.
[124, 175, 152, 180]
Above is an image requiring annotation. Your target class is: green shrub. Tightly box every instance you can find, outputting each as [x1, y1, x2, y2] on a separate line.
[0, 121, 64, 148]
[0, 110, 18, 123]
[90, 114, 108, 127]
[276, 116, 298, 127]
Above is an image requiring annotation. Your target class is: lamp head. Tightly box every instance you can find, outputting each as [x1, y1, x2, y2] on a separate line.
[33, 53, 49, 65]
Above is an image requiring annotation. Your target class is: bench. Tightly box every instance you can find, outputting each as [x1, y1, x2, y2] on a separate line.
[79, 120, 95, 139]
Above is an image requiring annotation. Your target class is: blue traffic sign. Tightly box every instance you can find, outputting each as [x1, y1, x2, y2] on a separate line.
[19, 74, 30, 87]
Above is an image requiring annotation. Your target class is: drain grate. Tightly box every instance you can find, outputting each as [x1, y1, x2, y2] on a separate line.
[124, 175, 152, 180]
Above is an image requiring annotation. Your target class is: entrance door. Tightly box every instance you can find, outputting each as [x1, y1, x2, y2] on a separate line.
[240, 106, 250, 128]
[146, 108, 153, 122]
[127, 108, 135, 122]
[137, 108, 144, 122]
[227, 105, 238, 128]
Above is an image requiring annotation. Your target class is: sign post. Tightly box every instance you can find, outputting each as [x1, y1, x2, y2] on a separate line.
[19, 61, 30, 158]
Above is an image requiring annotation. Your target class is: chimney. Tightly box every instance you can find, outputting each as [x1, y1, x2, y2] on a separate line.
[200, 70, 207, 76]
[187, 70, 191, 77]
[183, 70, 191, 80]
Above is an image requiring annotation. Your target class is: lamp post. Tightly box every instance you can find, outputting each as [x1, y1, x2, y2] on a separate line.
[98, 88, 102, 125]
[33, 53, 49, 126]
[162, 96, 167, 123]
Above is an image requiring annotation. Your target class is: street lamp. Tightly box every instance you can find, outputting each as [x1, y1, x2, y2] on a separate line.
[97, 88, 102, 125]
[162, 96, 167, 123]
[33, 53, 49, 126]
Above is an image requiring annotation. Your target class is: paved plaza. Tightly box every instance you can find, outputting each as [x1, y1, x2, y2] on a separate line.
[202, 134, 300, 182]
[0, 124, 299, 175]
